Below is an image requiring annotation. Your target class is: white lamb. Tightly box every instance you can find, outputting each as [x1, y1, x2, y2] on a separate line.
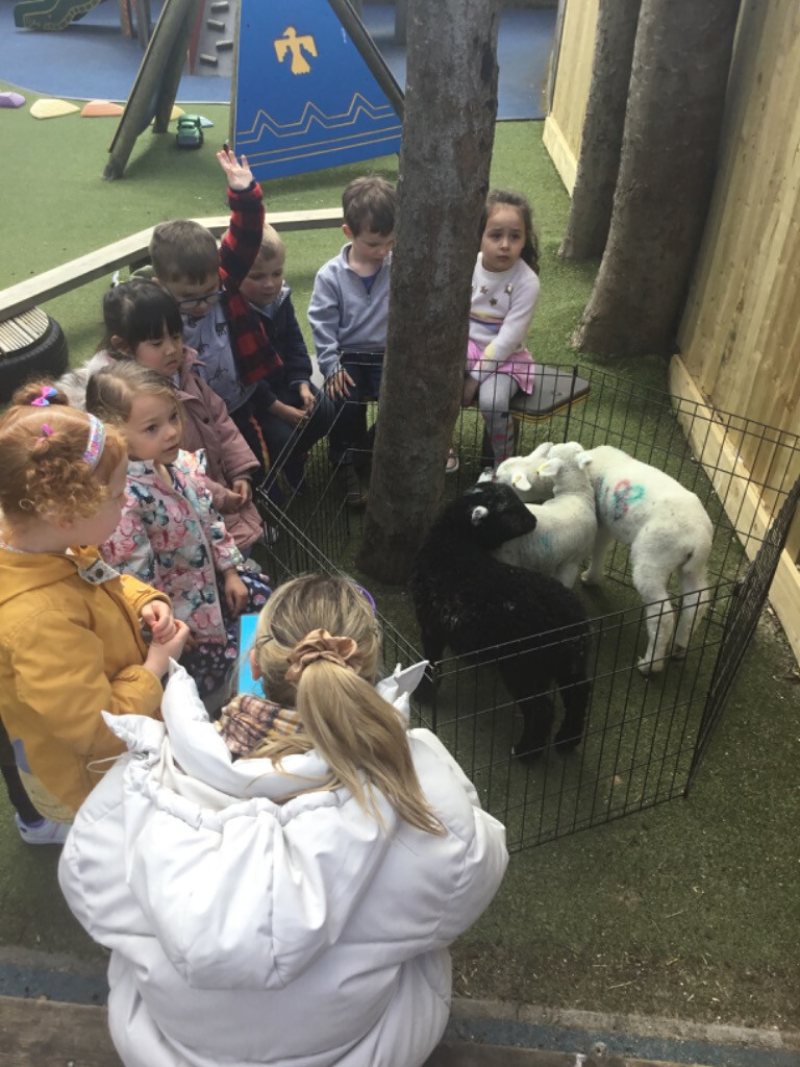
[491, 441, 598, 589]
[579, 445, 714, 675]
[495, 441, 555, 504]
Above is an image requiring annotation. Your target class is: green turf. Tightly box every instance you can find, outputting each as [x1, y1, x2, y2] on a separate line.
[1, 88, 799, 1030]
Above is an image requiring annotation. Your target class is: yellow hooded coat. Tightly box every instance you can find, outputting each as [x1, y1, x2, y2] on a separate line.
[0, 545, 168, 819]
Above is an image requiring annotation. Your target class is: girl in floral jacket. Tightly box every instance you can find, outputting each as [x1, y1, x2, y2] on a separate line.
[87, 362, 270, 703]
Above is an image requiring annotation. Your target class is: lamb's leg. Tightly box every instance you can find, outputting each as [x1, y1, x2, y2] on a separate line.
[555, 560, 582, 589]
[630, 553, 674, 675]
[416, 625, 446, 703]
[672, 555, 711, 658]
[581, 526, 613, 586]
[497, 657, 555, 760]
[554, 673, 591, 750]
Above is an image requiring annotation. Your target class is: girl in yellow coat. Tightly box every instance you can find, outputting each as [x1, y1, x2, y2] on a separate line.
[0, 382, 189, 831]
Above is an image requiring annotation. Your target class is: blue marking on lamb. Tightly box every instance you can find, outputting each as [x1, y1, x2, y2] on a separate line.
[410, 482, 592, 759]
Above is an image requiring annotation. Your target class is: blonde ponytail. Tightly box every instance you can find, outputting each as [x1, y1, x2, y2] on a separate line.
[247, 575, 443, 835]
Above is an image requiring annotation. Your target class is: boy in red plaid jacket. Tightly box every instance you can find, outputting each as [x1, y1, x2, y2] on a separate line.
[149, 149, 282, 481]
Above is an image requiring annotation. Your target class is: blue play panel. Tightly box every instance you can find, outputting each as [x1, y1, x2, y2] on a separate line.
[0, 0, 554, 117]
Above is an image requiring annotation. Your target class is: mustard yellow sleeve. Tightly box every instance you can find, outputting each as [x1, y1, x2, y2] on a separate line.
[10, 609, 162, 762]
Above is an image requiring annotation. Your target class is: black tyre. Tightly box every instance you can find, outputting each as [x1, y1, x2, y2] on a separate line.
[0, 310, 69, 404]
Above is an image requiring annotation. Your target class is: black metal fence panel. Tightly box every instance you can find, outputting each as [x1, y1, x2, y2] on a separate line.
[255, 364, 800, 852]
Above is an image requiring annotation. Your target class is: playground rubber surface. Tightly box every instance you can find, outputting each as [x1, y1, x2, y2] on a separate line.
[0, 0, 555, 116]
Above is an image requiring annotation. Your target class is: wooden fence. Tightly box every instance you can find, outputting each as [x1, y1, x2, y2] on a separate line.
[544, 0, 800, 662]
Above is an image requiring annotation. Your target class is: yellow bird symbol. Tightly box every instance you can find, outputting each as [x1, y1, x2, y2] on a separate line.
[274, 26, 318, 75]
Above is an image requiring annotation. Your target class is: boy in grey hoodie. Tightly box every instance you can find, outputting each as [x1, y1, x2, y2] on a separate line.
[307, 176, 395, 505]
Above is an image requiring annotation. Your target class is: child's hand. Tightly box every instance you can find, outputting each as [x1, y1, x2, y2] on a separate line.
[140, 600, 178, 643]
[223, 568, 249, 618]
[325, 369, 356, 400]
[297, 383, 315, 412]
[216, 147, 254, 191]
[143, 620, 192, 679]
[221, 487, 245, 513]
[231, 477, 253, 505]
[271, 400, 306, 428]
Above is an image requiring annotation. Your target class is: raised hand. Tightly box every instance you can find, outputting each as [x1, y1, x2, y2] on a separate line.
[216, 146, 254, 191]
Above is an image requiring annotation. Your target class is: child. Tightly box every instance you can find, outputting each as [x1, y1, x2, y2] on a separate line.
[96, 278, 265, 551]
[460, 189, 540, 467]
[307, 176, 395, 505]
[59, 573, 508, 1067]
[86, 363, 271, 703]
[149, 149, 283, 484]
[238, 225, 336, 498]
[0, 382, 189, 827]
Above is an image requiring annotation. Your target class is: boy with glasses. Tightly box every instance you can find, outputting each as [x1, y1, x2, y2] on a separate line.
[149, 148, 282, 479]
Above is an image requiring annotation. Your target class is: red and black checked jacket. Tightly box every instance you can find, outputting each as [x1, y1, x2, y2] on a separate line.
[219, 182, 284, 386]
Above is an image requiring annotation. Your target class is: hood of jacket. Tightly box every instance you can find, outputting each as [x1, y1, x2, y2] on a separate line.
[0, 545, 103, 609]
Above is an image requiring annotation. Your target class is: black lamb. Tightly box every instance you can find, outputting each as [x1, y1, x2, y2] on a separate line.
[410, 481, 591, 758]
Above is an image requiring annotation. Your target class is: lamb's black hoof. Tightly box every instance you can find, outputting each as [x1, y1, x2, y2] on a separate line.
[554, 730, 582, 752]
[511, 739, 545, 763]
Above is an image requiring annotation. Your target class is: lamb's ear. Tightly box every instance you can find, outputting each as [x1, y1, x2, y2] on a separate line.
[538, 457, 562, 480]
[477, 468, 495, 484]
[511, 471, 532, 491]
[528, 441, 553, 461]
[576, 452, 592, 471]
[470, 505, 489, 525]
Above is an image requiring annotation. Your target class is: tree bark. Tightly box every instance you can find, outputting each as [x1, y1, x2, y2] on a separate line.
[573, 0, 741, 357]
[356, 0, 501, 583]
[559, 0, 641, 261]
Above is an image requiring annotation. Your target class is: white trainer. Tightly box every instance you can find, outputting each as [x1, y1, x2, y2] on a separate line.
[15, 814, 71, 846]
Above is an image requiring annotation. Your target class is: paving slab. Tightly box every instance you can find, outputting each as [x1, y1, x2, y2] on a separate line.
[6, 995, 799, 1067]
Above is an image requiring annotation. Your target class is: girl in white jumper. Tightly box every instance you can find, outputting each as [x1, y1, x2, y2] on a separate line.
[460, 189, 540, 466]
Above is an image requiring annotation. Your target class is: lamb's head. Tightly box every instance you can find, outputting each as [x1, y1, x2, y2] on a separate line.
[536, 441, 591, 485]
[495, 441, 554, 503]
[455, 482, 537, 549]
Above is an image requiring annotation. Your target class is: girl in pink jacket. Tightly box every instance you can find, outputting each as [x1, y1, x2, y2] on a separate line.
[60, 279, 267, 552]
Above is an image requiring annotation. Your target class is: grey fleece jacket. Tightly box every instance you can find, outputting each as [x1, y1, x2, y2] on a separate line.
[307, 244, 391, 380]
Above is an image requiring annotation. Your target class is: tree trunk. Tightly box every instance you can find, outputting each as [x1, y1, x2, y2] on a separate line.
[559, 0, 641, 261]
[356, 0, 501, 583]
[573, 0, 741, 357]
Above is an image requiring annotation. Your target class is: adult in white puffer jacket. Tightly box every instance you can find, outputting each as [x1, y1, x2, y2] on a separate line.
[58, 575, 508, 1067]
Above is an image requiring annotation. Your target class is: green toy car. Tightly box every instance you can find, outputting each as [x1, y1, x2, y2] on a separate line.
[176, 115, 204, 149]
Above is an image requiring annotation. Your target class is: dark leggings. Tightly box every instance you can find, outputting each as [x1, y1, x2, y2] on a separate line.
[0, 719, 42, 825]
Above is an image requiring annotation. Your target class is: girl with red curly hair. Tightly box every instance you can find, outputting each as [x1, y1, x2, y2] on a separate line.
[0, 381, 189, 840]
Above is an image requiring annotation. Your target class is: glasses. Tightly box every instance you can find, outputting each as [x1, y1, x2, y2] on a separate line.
[172, 288, 225, 312]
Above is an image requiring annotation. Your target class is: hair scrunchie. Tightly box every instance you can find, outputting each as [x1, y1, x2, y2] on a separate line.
[284, 628, 364, 684]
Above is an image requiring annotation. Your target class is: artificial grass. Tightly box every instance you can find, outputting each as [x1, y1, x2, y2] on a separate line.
[1, 87, 799, 1030]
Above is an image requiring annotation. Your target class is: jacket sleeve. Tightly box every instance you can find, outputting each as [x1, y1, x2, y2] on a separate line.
[278, 295, 313, 384]
[119, 573, 172, 618]
[219, 182, 264, 292]
[307, 265, 343, 379]
[9, 609, 162, 762]
[99, 502, 156, 584]
[485, 268, 540, 363]
[193, 374, 260, 483]
[406, 730, 509, 945]
[194, 472, 244, 573]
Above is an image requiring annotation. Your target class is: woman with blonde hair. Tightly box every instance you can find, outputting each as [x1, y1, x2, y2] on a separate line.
[59, 574, 508, 1067]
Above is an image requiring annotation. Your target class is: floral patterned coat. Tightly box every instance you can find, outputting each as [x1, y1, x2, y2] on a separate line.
[100, 450, 243, 644]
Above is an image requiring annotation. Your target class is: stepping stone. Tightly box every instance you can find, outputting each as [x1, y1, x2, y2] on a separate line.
[81, 100, 125, 117]
[0, 91, 25, 108]
[30, 98, 79, 119]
